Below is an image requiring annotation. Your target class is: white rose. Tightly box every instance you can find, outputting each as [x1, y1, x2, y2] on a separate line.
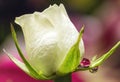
[5, 4, 85, 79]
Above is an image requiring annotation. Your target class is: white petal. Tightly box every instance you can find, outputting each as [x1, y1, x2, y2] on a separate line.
[15, 12, 58, 75]
[15, 4, 84, 76]
[42, 4, 84, 67]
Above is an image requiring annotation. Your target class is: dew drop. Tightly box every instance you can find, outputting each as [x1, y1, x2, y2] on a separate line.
[89, 66, 98, 73]
[80, 58, 90, 68]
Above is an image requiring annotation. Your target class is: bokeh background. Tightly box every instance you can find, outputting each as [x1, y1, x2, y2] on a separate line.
[0, 0, 120, 82]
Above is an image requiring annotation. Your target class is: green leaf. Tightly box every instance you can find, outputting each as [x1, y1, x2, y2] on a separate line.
[90, 41, 120, 68]
[56, 26, 84, 75]
[10, 24, 48, 80]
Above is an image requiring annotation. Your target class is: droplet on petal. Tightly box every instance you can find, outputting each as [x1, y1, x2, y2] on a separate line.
[80, 58, 90, 68]
[89, 66, 98, 73]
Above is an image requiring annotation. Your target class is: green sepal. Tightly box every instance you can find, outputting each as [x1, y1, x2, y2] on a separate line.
[3, 49, 37, 78]
[56, 26, 84, 75]
[90, 41, 120, 68]
[7, 24, 49, 80]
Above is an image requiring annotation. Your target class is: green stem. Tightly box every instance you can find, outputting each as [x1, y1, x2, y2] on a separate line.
[54, 74, 71, 82]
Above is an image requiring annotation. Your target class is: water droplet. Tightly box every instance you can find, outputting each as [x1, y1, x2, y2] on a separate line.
[89, 66, 98, 73]
[80, 58, 90, 68]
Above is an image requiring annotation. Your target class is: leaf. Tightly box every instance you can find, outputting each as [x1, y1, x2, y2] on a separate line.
[90, 41, 120, 68]
[10, 24, 48, 80]
[56, 26, 84, 75]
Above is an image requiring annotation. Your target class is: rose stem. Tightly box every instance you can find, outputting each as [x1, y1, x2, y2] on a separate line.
[54, 74, 71, 82]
